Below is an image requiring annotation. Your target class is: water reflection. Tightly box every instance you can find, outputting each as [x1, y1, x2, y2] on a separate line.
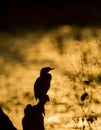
[0, 25, 101, 130]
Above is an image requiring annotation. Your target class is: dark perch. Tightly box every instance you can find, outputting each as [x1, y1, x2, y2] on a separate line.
[22, 67, 54, 130]
[0, 107, 17, 130]
[22, 95, 49, 130]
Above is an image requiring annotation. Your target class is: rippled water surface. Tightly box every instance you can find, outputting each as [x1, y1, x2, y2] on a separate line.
[0, 26, 101, 130]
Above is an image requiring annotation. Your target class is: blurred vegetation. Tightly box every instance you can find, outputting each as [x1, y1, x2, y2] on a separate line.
[0, 25, 101, 130]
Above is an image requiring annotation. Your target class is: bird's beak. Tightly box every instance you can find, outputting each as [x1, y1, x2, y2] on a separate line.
[50, 68, 55, 70]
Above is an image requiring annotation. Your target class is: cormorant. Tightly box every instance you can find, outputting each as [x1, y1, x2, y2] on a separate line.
[34, 67, 54, 101]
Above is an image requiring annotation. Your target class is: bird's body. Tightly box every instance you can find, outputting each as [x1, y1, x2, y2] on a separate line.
[34, 74, 51, 100]
[34, 67, 54, 101]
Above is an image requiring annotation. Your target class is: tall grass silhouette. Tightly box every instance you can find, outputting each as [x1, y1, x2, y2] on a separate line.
[66, 42, 101, 130]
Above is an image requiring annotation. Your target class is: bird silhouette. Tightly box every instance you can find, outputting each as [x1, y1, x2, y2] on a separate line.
[34, 67, 54, 101]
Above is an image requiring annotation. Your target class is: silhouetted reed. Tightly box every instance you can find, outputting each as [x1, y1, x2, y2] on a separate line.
[72, 88, 98, 130]
[66, 44, 100, 129]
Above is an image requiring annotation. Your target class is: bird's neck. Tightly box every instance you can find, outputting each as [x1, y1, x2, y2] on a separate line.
[40, 73, 48, 77]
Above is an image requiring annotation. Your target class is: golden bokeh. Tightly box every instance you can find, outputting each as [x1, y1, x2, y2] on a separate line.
[0, 25, 101, 130]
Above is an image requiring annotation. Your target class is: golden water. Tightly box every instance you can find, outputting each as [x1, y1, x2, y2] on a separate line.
[0, 25, 101, 130]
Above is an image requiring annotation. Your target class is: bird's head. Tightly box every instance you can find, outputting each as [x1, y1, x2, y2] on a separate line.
[40, 67, 54, 76]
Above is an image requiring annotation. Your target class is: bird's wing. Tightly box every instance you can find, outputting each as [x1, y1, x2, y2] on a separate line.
[34, 77, 42, 99]
[34, 75, 51, 100]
